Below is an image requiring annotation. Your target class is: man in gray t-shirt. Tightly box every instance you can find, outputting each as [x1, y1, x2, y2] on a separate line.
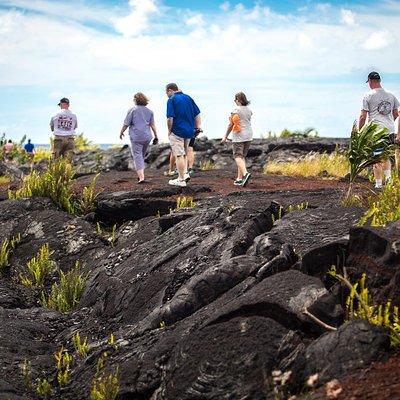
[358, 71, 400, 188]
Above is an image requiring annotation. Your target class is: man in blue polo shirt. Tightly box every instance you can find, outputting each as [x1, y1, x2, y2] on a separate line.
[166, 83, 202, 187]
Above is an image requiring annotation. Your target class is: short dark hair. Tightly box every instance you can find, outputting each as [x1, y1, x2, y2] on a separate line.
[134, 92, 149, 106]
[166, 83, 179, 92]
[28, 139, 31, 143]
[235, 92, 250, 106]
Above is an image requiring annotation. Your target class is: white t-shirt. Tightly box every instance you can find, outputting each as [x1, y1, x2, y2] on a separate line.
[362, 88, 400, 133]
[50, 109, 78, 136]
[231, 105, 253, 142]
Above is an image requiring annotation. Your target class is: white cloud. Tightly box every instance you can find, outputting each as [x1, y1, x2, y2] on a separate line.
[114, 0, 159, 37]
[363, 30, 393, 50]
[0, 1, 400, 143]
[220, 2, 230, 12]
[186, 14, 204, 27]
[341, 9, 356, 26]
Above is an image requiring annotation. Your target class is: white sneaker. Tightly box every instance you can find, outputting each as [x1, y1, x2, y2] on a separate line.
[168, 178, 187, 187]
[183, 173, 191, 182]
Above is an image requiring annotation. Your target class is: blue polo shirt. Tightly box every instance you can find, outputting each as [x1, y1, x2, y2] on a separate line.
[166, 92, 200, 139]
[24, 142, 34, 153]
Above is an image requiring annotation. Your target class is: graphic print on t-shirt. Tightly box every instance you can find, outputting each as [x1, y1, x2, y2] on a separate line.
[378, 101, 392, 116]
[57, 116, 73, 131]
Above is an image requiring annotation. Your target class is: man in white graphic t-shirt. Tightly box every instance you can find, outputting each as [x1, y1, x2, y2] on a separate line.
[358, 72, 400, 188]
[50, 97, 78, 159]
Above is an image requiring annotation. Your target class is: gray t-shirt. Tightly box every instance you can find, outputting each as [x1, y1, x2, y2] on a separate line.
[50, 109, 78, 136]
[362, 88, 400, 133]
[231, 106, 253, 142]
[124, 106, 154, 142]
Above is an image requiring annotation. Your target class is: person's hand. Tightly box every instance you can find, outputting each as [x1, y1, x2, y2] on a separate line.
[119, 132, 124, 140]
[221, 136, 227, 144]
[152, 137, 159, 145]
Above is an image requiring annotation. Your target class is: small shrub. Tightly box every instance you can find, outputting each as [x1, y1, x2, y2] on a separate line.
[75, 173, 100, 215]
[36, 378, 52, 398]
[41, 261, 87, 313]
[90, 370, 120, 400]
[264, 151, 349, 178]
[55, 347, 73, 387]
[360, 173, 400, 226]
[0, 176, 10, 184]
[9, 158, 75, 213]
[75, 133, 99, 151]
[22, 359, 33, 391]
[176, 196, 196, 209]
[20, 243, 54, 287]
[96, 352, 108, 377]
[329, 267, 400, 347]
[33, 147, 52, 162]
[73, 331, 90, 358]
[287, 202, 309, 212]
[199, 160, 216, 171]
[0, 233, 21, 270]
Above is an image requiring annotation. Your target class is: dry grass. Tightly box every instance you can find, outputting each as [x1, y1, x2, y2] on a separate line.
[264, 152, 349, 179]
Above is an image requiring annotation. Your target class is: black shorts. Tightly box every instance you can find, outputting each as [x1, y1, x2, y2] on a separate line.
[189, 137, 195, 148]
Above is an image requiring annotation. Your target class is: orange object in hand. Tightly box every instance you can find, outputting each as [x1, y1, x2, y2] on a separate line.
[230, 113, 241, 133]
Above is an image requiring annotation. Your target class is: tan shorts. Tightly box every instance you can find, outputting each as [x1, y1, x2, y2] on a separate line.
[53, 136, 75, 159]
[169, 132, 190, 157]
[233, 141, 251, 158]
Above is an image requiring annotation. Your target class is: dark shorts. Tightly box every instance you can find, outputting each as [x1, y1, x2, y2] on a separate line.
[233, 141, 251, 158]
[189, 137, 195, 148]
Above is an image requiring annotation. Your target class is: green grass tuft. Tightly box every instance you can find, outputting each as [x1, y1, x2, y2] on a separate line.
[41, 261, 87, 313]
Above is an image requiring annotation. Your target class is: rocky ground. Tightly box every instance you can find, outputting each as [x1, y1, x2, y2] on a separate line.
[1, 138, 400, 400]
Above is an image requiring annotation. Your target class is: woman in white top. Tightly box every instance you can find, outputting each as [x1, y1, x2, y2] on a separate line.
[221, 92, 253, 186]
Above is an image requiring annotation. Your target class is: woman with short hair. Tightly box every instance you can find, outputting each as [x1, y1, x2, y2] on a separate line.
[120, 92, 158, 183]
[221, 92, 253, 186]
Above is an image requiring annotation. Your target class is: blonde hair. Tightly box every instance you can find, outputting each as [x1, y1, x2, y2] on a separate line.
[134, 92, 149, 106]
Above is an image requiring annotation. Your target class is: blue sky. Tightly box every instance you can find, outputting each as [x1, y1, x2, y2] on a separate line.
[0, 0, 400, 144]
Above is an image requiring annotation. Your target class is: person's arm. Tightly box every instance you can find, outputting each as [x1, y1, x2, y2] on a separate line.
[167, 118, 173, 135]
[358, 110, 368, 131]
[50, 117, 54, 132]
[195, 114, 202, 130]
[119, 125, 128, 140]
[222, 121, 233, 143]
[393, 107, 399, 121]
[120, 109, 133, 140]
[396, 109, 400, 142]
[150, 122, 158, 139]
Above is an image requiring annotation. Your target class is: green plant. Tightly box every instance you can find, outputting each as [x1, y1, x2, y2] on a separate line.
[360, 173, 400, 226]
[347, 121, 394, 198]
[9, 158, 75, 213]
[287, 202, 309, 213]
[0, 176, 10, 184]
[329, 267, 400, 347]
[90, 370, 120, 400]
[33, 147, 53, 162]
[73, 331, 90, 358]
[96, 352, 108, 377]
[20, 243, 54, 287]
[55, 347, 73, 387]
[36, 378, 53, 398]
[41, 261, 87, 313]
[199, 160, 216, 171]
[22, 359, 33, 391]
[75, 133, 99, 151]
[176, 196, 196, 209]
[0, 233, 21, 270]
[109, 224, 117, 247]
[75, 173, 100, 215]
